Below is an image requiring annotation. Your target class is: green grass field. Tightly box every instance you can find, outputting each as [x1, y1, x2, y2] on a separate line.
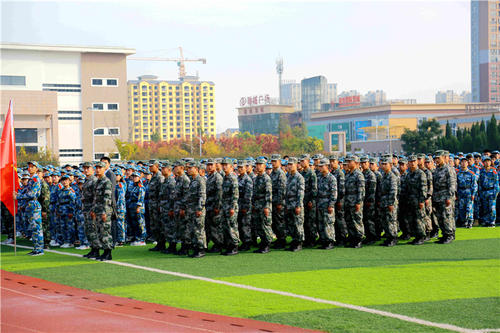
[2, 228, 500, 332]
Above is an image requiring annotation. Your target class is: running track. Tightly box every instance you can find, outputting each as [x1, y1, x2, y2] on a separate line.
[1, 270, 320, 333]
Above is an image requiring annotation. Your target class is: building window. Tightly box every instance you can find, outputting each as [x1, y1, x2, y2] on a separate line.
[108, 128, 120, 135]
[92, 78, 103, 86]
[92, 103, 119, 111]
[1, 75, 26, 86]
[92, 78, 119, 87]
[107, 79, 118, 86]
[14, 128, 37, 143]
[94, 128, 105, 135]
[92, 103, 104, 110]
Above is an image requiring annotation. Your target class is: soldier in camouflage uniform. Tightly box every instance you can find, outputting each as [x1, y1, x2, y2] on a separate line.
[398, 158, 412, 240]
[432, 150, 457, 244]
[185, 161, 207, 258]
[205, 158, 224, 253]
[316, 158, 337, 249]
[174, 161, 191, 255]
[39, 172, 51, 248]
[220, 158, 240, 255]
[148, 160, 165, 251]
[406, 155, 428, 245]
[456, 157, 477, 228]
[270, 154, 287, 248]
[370, 157, 383, 238]
[252, 157, 274, 253]
[82, 163, 100, 258]
[417, 154, 434, 238]
[114, 169, 127, 246]
[237, 160, 253, 251]
[57, 174, 77, 248]
[379, 157, 399, 246]
[91, 162, 114, 260]
[360, 156, 377, 244]
[478, 156, 499, 227]
[330, 155, 347, 246]
[17, 162, 43, 255]
[285, 157, 305, 251]
[300, 154, 318, 247]
[127, 172, 146, 245]
[159, 162, 178, 254]
[49, 172, 62, 246]
[344, 155, 365, 248]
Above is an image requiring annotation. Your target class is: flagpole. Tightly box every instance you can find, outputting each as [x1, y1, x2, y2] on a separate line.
[11, 100, 16, 256]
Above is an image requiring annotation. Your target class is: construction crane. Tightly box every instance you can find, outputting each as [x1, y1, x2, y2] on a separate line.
[128, 47, 206, 80]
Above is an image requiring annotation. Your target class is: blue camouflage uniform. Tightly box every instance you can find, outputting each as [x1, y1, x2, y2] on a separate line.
[456, 167, 478, 227]
[478, 166, 499, 226]
[127, 178, 146, 242]
[16, 181, 28, 236]
[57, 185, 77, 244]
[115, 180, 127, 243]
[17, 172, 43, 252]
[72, 180, 88, 246]
[49, 182, 62, 244]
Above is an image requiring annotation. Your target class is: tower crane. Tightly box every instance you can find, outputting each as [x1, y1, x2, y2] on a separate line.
[128, 47, 206, 80]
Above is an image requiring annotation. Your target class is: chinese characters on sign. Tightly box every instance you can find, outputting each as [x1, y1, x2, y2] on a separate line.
[338, 95, 361, 107]
[240, 94, 271, 106]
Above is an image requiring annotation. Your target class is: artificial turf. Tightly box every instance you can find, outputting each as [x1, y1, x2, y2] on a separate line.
[1, 227, 499, 332]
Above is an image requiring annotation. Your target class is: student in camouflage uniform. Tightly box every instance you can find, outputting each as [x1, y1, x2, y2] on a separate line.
[114, 169, 127, 246]
[148, 160, 165, 251]
[398, 158, 411, 240]
[57, 174, 77, 248]
[406, 155, 428, 245]
[39, 172, 51, 248]
[379, 157, 399, 246]
[369, 157, 383, 238]
[127, 172, 147, 245]
[300, 154, 318, 247]
[237, 160, 253, 251]
[285, 157, 305, 251]
[159, 162, 177, 254]
[456, 157, 477, 228]
[329, 155, 347, 246]
[478, 156, 499, 226]
[360, 156, 377, 244]
[185, 161, 207, 258]
[252, 157, 274, 253]
[417, 154, 434, 237]
[316, 158, 337, 249]
[174, 161, 191, 255]
[343, 155, 365, 248]
[220, 158, 240, 255]
[49, 172, 62, 246]
[91, 162, 114, 261]
[82, 163, 100, 258]
[270, 154, 287, 248]
[16, 162, 43, 255]
[205, 158, 224, 253]
[433, 150, 457, 244]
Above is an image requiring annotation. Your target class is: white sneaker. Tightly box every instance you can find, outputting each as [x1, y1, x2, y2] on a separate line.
[76, 245, 90, 250]
[1, 238, 14, 245]
[16, 232, 22, 237]
[130, 241, 146, 246]
[49, 240, 59, 247]
[60, 243, 74, 248]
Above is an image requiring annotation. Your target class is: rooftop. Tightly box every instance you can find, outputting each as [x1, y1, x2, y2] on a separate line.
[0, 42, 135, 55]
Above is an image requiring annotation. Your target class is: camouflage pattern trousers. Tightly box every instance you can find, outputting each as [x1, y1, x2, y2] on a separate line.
[160, 207, 176, 243]
[175, 211, 190, 245]
[334, 200, 348, 240]
[379, 205, 398, 240]
[433, 200, 455, 237]
[237, 210, 252, 244]
[303, 202, 317, 243]
[407, 203, 427, 239]
[344, 204, 364, 240]
[252, 207, 274, 245]
[59, 215, 75, 244]
[205, 209, 224, 247]
[95, 212, 113, 250]
[285, 208, 305, 243]
[363, 203, 377, 239]
[83, 210, 99, 249]
[316, 205, 335, 242]
[222, 208, 240, 247]
[127, 210, 146, 242]
[272, 204, 286, 240]
[187, 208, 207, 249]
[149, 202, 164, 242]
[26, 202, 43, 252]
[456, 195, 474, 226]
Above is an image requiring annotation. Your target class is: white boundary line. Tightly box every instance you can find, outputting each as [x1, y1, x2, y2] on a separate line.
[4, 244, 500, 333]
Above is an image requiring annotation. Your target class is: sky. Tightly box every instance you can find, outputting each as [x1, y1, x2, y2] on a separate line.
[1, 0, 471, 132]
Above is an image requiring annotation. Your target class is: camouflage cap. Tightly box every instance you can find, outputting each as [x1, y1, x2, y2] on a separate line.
[114, 168, 123, 176]
[270, 154, 281, 161]
[288, 157, 298, 164]
[434, 150, 445, 157]
[255, 157, 267, 164]
[328, 154, 338, 161]
[345, 155, 359, 162]
[425, 156, 433, 163]
[161, 161, 172, 168]
[266, 163, 272, 169]
[78, 177, 86, 183]
[492, 150, 500, 154]
[408, 155, 417, 162]
[380, 157, 391, 164]
[21, 172, 30, 179]
[369, 157, 378, 163]
[94, 161, 106, 168]
[460, 157, 468, 162]
[281, 159, 288, 166]
[317, 158, 329, 166]
[205, 158, 216, 164]
[185, 160, 199, 168]
[237, 160, 247, 167]
[360, 156, 370, 163]
[174, 160, 185, 167]
[27, 161, 41, 169]
[60, 174, 70, 180]
[221, 157, 233, 164]
[399, 157, 408, 164]
[82, 162, 93, 167]
[416, 153, 426, 159]
[214, 158, 223, 163]
[457, 152, 464, 156]
[299, 154, 310, 161]
[149, 159, 160, 166]
[131, 171, 141, 177]
[482, 155, 491, 161]
[312, 154, 324, 160]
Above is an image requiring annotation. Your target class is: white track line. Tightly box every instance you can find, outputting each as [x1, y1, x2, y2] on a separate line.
[4, 244, 500, 333]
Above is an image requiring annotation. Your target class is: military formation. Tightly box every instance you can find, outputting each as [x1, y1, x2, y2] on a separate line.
[2, 149, 499, 259]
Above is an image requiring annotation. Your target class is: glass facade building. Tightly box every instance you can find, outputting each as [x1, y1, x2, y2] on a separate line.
[301, 76, 328, 122]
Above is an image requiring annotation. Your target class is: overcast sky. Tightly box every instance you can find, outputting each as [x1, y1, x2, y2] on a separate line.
[2, 0, 470, 132]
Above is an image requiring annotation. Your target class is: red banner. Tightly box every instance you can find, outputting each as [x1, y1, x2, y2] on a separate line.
[1, 99, 19, 215]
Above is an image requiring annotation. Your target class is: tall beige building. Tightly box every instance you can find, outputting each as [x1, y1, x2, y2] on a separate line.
[128, 75, 216, 143]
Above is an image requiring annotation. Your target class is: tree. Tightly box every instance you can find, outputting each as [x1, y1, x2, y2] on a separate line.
[401, 119, 442, 153]
[150, 131, 161, 143]
[487, 114, 499, 149]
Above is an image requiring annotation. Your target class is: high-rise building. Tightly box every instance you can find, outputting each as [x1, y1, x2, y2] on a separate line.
[326, 83, 337, 104]
[471, 0, 500, 102]
[301, 76, 329, 122]
[364, 90, 387, 105]
[0, 42, 134, 163]
[280, 80, 301, 111]
[128, 75, 216, 144]
[435, 90, 472, 103]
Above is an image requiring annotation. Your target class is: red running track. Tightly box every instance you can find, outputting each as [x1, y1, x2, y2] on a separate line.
[1, 270, 321, 333]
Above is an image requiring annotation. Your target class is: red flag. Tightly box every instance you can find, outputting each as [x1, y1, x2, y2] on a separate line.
[1, 99, 19, 215]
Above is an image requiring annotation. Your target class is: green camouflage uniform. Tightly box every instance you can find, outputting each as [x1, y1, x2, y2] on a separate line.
[237, 172, 253, 244]
[316, 170, 337, 243]
[38, 179, 51, 246]
[222, 172, 239, 247]
[406, 167, 428, 239]
[93, 175, 113, 250]
[270, 167, 287, 241]
[300, 167, 317, 244]
[379, 170, 399, 240]
[285, 171, 305, 243]
[421, 167, 434, 232]
[82, 175, 98, 248]
[159, 174, 176, 243]
[148, 170, 165, 242]
[205, 171, 224, 247]
[186, 174, 207, 249]
[362, 168, 377, 240]
[433, 163, 457, 238]
[252, 172, 273, 245]
[174, 173, 191, 245]
[331, 167, 347, 240]
[344, 168, 365, 241]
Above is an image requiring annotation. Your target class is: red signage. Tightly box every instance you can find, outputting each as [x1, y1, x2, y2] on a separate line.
[338, 95, 361, 107]
[240, 94, 271, 106]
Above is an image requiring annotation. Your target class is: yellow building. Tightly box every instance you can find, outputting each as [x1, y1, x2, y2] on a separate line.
[128, 75, 216, 143]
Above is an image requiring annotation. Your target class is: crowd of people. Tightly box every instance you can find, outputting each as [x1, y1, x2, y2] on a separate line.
[1, 149, 499, 259]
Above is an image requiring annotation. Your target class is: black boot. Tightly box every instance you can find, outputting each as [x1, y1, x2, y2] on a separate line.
[97, 249, 112, 261]
[222, 245, 238, 256]
[83, 248, 96, 258]
[177, 244, 189, 255]
[161, 242, 177, 254]
[320, 241, 335, 250]
[271, 239, 286, 249]
[291, 241, 302, 252]
[149, 241, 166, 252]
[190, 247, 206, 258]
[335, 235, 347, 247]
[254, 243, 270, 254]
[441, 235, 454, 244]
[411, 237, 425, 245]
[87, 248, 100, 259]
[208, 243, 222, 253]
[285, 241, 297, 251]
[239, 242, 251, 251]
